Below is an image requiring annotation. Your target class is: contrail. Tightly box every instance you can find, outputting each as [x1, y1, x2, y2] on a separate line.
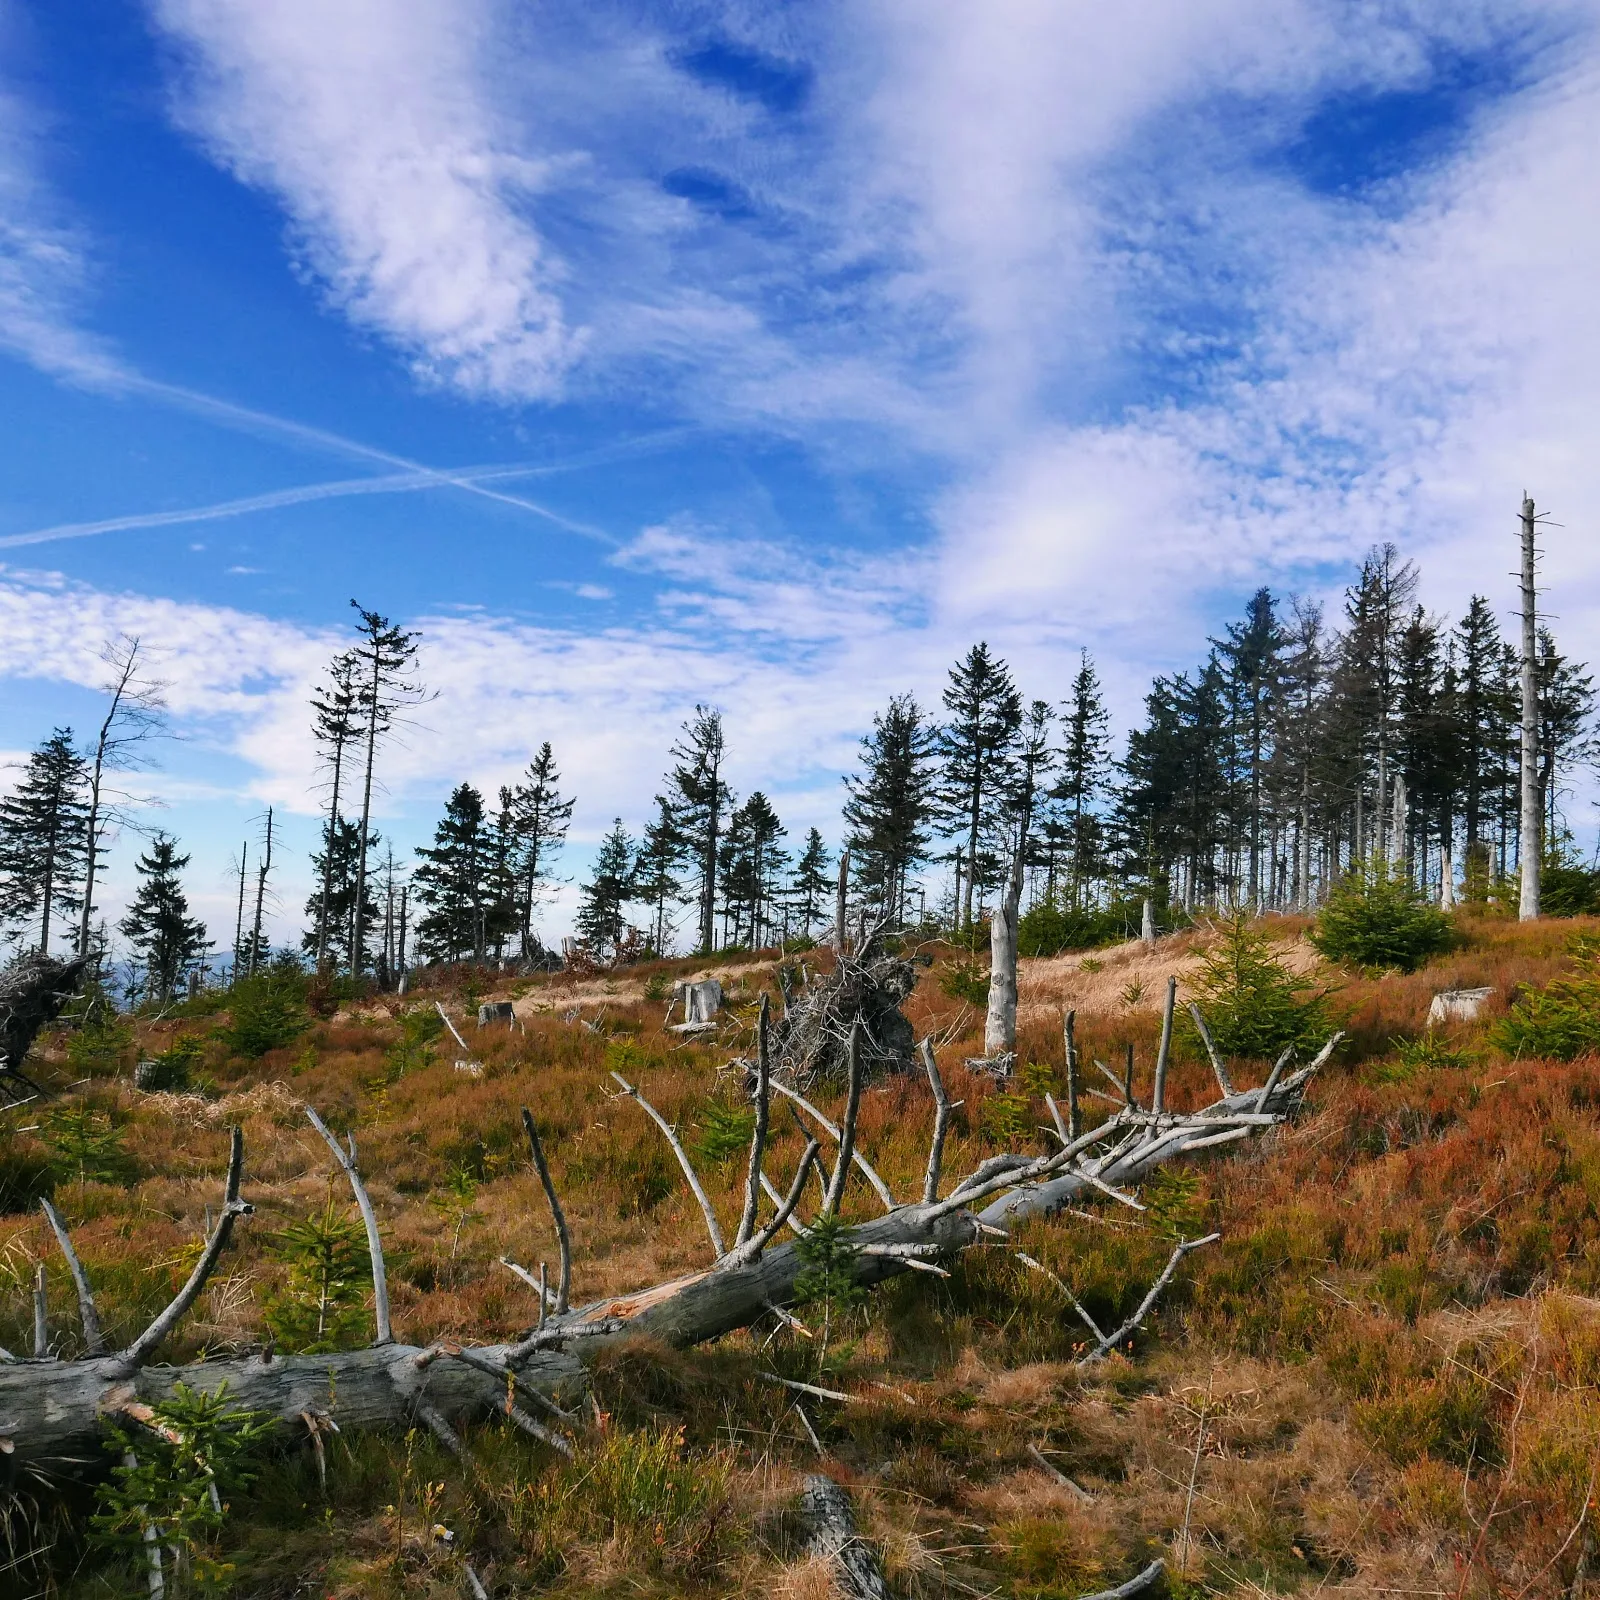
[0, 463, 577, 550]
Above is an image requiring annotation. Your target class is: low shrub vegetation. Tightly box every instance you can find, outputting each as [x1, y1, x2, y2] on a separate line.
[1313, 853, 1459, 971]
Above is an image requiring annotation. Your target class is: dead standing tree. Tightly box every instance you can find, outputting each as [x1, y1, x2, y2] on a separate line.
[0, 948, 1341, 1488]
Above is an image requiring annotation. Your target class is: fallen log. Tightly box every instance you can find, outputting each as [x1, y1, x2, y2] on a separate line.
[0, 998, 1340, 1489]
[800, 1473, 890, 1600]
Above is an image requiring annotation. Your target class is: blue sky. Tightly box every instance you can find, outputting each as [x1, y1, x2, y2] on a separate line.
[1, 0, 1597, 952]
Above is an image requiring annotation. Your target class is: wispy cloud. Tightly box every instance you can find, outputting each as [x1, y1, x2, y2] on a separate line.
[0, 56, 126, 386]
[153, 0, 578, 400]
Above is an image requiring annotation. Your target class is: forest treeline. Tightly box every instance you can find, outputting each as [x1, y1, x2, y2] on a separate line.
[1, 544, 1595, 996]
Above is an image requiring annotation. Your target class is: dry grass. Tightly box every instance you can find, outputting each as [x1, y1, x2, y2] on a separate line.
[5, 914, 1600, 1595]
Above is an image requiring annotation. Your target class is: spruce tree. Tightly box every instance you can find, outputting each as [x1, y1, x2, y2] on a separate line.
[842, 693, 937, 923]
[1534, 628, 1596, 839]
[118, 834, 206, 1003]
[721, 792, 788, 948]
[576, 820, 636, 959]
[634, 798, 684, 956]
[413, 784, 510, 961]
[1054, 651, 1110, 908]
[506, 743, 574, 958]
[1341, 547, 1420, 860]
[309, 650, 362, 968]
[347, 604, 426, 975]
[0, 728, 90, 953]
[1451, 596, 1517, 882]
[300, 818, 379, 971]
[78, 636, 167, 958]
[664, 707, 731, 954]
[1266, 599, 1328, 910]
[789, 828, 832, 940]
[1214, 588, 1285, 903]
[936, 644, 1022, 931]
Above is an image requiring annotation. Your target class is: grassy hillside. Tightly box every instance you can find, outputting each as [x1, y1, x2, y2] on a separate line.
[5, 913, 1600, 1597]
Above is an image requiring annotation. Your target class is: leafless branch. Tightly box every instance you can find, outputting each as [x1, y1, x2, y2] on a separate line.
[611, 1072, 726, 1257]
[821, 1020, 864, 1217]
[123, 1128, 252, 1368]
[920, 1037, 957, 1205]
[304, 1110, 391, 1345]
[1152, 976, 1177, 1114]
[722, 1139, 820, 1268]
[40, 1198, 105, 1355]
[1082, 1233, 1220, 1362]
[520, 1109, 572, 1313]
[735, 995, 773, 1247]
[1015, 1250, 1107, 1346]
[1186, 1003, 1236, 1096]
[1063, 1009, 1081, 1137]
[769, 1079, 897, 1212]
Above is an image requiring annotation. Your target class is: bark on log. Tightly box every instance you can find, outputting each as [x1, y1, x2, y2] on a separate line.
[0, 1037, 1331, 1486]
[800, 1474, 891, 1600]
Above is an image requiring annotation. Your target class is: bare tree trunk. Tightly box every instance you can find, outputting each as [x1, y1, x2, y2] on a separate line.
[0, 995, 1334, 1485]
[248, 808, 273, 977]
[1519, 495, 1542, 920]
[984, 844, 1023, 1059]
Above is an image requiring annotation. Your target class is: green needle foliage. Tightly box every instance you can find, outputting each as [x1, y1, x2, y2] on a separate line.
[222, 961, 310, 1059]
[262, 1199, 371, 1354]
[793, 1211, 866, 1367]
[1182, 909, 1331, 1059]
[42, 1102, 132, 1190]
[381, 1005, 443, 1080]
[1313, 854, 1458, 973]
[1493, 953, 1600, 1062]
[64, 994, 135, 1078]
[692, 1100, 755, 1166]
[93, 1382, 272, 1595]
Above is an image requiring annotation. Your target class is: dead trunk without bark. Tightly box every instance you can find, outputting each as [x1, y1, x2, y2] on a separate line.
[0, 952, 1338, 1499]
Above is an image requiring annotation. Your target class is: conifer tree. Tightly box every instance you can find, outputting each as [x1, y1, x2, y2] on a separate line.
[1452, 596, 1517, 881]
[721, 792, 788, 948]
[1267, 599, 1328, 909]
[0, 728, 90, 953]
[1214, 588, 1286, 903]
[576, 819, 636, 959]
[412, 784, 510, 961]
[936, 644, 1022, 931]
[77, 636, 167, 958]
[664, 707, 731, 953]
[634, 797, 684, 956]
[309, 650, 361, 968]
[118, 834, 206, 1003]
[1340, 547, 1420, 859]
[300, 818, 379, 971]
[347, 603, 426, 975]
[1534, 628, 1596, 839]
[842, 693, 937, 923]
[1054, 651, 1110, 908]
[789, 829, 832, 940]
[506, 742, 574, 958]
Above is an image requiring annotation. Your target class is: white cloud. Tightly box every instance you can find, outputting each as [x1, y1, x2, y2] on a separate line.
[0, 56, 124, 386]
[919, 17, 1600, 698]
[153, 0, 578, 400]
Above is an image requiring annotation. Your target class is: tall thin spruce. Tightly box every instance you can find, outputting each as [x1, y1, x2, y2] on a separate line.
[1518, 494, 1542, 920]
[347, 604, 425, 977]
[231, 841, 247, 980]
[248, 807, 273, 977]
[77, 636, 167, 958]
[310, 651, 361, 969]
